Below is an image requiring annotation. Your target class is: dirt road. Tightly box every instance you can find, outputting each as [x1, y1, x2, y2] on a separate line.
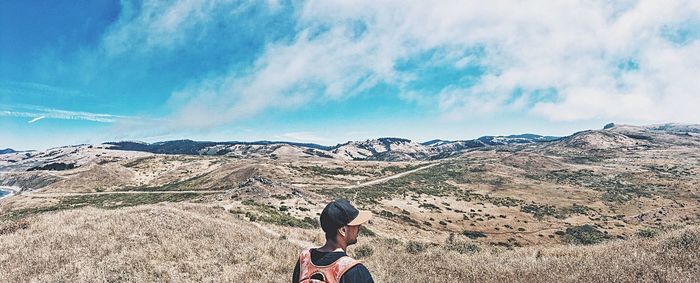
[342, 162, 439, 189]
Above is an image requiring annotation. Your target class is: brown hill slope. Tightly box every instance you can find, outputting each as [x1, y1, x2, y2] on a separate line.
[0, 203, 698, 282]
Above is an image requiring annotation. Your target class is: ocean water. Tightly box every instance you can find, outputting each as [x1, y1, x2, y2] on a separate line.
[0, 188, 11, 199]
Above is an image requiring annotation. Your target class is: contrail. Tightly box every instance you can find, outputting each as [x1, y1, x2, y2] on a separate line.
[28, 116, 45, 123]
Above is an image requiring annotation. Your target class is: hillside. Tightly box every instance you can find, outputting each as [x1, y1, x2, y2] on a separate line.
[1, 123, 699, 281]
[101, 134, 561, 162]
[0, 204, 697, 282]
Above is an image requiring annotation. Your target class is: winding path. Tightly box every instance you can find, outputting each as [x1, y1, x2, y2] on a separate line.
[342, 162, 439, 189]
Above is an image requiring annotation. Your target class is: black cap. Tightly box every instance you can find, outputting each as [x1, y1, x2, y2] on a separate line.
[320, 199, 371, 233]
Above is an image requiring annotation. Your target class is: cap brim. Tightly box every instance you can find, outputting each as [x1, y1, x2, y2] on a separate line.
[348, 210, 372, 226]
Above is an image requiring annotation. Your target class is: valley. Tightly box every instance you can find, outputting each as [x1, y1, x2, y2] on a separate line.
[1, 123, 699, 282]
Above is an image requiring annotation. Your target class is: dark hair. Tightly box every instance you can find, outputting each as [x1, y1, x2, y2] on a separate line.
[325, 229, 338, 241]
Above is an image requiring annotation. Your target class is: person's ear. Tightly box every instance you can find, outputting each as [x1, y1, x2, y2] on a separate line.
[338, 226, 347, 238]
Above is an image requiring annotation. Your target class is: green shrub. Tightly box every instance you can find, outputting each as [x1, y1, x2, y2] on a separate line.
[406, 241, 428, 254]
[354, 245, 374, 259]
[663, 231, 699, 250]
[562, 225, 611, 245]
[462, 230, 487, 239]
[444, 233, 481, 254]
[419, 203, 441, 211]
[359, 226, 376, 237]
[637, 228, 659, 238]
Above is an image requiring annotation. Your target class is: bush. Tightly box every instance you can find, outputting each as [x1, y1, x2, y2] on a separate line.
[354, 245, 374, 259]
[382, 238, 401, 246]
[419, 203, 441, 211]
[406, 241, 428, 254]
[562, 225, 611, 245]
[462, 230, 487, 239]
[359, 226, 376, 237]
[0, 219, 30, 235]
[663, 231, 699, 250]
[637, 228, 659, 238]
[444, 233, 481, 254]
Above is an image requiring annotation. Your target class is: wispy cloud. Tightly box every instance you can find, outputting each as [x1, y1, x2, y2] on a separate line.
[0, 105, 127, 123]
[0, 81, 86, 97]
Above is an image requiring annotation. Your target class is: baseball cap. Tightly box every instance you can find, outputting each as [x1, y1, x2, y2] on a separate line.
[320, 199, 372, 233]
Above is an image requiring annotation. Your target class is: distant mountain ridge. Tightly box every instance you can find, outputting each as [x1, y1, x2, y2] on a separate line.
[103, 134, 562, 161]
[2, 123, 700, 173]
[99, 124, 700, 161]
[0, 148, 16, 155]
[104, 140, 332, 155]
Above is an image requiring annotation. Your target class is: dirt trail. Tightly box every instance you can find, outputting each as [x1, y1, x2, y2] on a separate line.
[343, 163, 439, 189]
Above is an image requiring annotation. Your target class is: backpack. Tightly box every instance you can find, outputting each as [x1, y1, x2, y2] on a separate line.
[298, 248, 360, 283]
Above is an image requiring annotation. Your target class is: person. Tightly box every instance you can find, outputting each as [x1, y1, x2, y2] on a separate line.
[292, 199, 374, 283]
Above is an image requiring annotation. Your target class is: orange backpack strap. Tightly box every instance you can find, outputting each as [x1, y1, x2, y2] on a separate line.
[329, 256, 361, 282]
[297, 249, 361, 283]
[298, 248, 319, 282]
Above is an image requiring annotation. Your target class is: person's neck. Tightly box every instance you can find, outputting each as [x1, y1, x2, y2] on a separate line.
[318, 239, 346, 253]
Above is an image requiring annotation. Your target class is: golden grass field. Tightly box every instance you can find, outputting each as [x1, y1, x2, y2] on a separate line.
[1, 125, 700, 282]
[1, 203, 698, 283]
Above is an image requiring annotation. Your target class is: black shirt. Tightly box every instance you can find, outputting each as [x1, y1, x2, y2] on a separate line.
[292, 249, 374, 283]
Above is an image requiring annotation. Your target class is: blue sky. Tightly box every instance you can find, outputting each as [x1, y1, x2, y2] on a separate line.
[1, 0, 699, 150]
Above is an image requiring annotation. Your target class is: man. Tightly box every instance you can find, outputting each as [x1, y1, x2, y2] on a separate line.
[292, 199, 374, 283]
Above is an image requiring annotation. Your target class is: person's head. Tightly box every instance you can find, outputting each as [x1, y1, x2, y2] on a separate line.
[320, 199, 372, 246]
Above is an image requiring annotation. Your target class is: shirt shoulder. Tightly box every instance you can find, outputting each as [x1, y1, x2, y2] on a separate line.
[340, 263, 374, 283]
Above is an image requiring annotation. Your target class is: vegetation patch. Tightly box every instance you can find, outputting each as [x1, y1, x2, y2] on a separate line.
[27, 162, 76, 171]
[0, 219, 30, 235]
[663, 230, 699, 250]
[637, 228, 659, 238]
[359, 226, 376, 237]
[381, 164, 422, 174]
[521, 203, 592, 219]
[527, 169, 657, 203]
[302, 165, 362, 176]
[125, 174, 213, 191]
[418, 203, 441, 211]
[243, 200, 318, 229]
[560, 225, 611, 245]
[406, 241, 430, 254]
[2, 193, 206, 221]
[324, 162, 473, 204]
[462, 230, 487, 239]
[376, 210, 420, 227]
[444, 233, 480, 254]
[354, 244, 374, 259]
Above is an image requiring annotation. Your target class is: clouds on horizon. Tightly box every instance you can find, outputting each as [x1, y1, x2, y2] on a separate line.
[3, 0, 700, 146]
[0, 105, 133, 124]
[102, 0, 699, 132]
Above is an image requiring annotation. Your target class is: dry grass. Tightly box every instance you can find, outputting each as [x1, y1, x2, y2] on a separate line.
[361, 227, 699, 282]
[0, 203, 698, 282]
[0, 204, 299, 282]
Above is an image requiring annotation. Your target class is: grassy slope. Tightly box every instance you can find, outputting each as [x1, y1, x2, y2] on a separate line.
[1, 203, 698, 283]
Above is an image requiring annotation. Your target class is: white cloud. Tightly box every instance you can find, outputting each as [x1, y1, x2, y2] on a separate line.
[0, 105, 128, 123]
[119, 0, 700, 132]
[101, 0, 254, 55]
